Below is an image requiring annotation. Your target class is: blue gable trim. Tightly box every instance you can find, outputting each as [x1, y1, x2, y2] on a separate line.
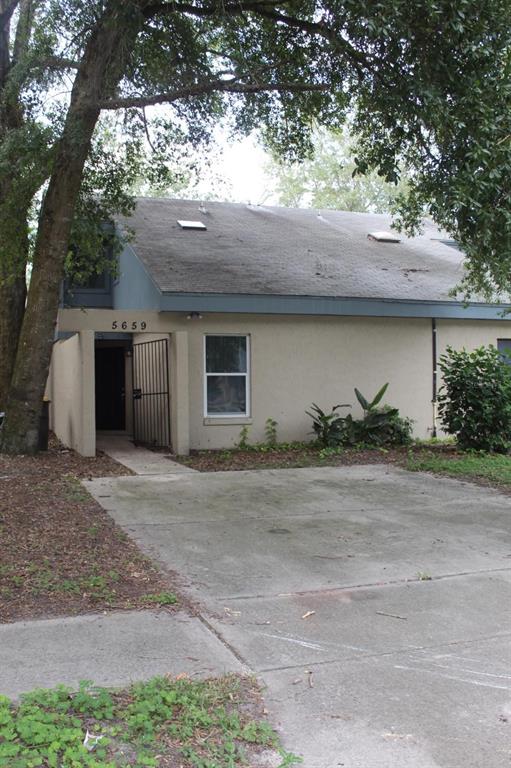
[112, 242, 161, 311]
[159, 292, 511, 320]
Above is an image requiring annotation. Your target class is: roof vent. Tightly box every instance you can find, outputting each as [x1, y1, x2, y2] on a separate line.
[177, 220, 207, 230]
[367, 231, 401, 243]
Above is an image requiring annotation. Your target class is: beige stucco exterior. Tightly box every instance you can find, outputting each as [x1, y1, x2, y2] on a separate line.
[50, 308, 511, 456]
[46, 330, 95, 456]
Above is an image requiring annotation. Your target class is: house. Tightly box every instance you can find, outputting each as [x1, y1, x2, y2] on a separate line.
[47, 197, 511, 457]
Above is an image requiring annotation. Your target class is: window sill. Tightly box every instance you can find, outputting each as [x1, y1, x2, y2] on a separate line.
[203, 417, 253, 426]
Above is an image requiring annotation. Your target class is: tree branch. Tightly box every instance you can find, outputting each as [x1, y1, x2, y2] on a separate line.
[0, 0, 19, 29]
[144, 1, 369, 80]
[40, 55, 80, 70]
[98, 77, 328, 110]
[12, 0, 34, 64]
[143, 0, 282, 18]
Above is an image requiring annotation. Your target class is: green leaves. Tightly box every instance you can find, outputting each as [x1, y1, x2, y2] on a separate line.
[438, 345, 511, 451]
[0, 675, 290, 768]
[354, 383, 389, 412]
[307, 385, 413, 448]
[305, 402, 351, 447]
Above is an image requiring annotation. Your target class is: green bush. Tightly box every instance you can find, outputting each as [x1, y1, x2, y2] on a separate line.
[438, 345, 511, 452]
[307, 384, 413, 448]
[342, 385, 413, 447]
[306, 403, 350, 447]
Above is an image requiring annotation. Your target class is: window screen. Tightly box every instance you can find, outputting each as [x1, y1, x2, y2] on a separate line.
[205, 336, 249, 416]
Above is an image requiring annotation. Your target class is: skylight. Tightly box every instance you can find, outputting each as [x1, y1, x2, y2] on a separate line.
[177, 220, 207, 230]
[367, 231, 401, 243]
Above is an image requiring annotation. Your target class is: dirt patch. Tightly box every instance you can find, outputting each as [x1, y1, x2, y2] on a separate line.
[0, 435, 179, 623]
[173, 445, 409, 472]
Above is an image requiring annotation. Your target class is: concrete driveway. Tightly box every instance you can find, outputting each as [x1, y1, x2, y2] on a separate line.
[86, 465, 511, 768]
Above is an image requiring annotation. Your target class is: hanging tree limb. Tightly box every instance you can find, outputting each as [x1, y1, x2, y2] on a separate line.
[97, 78, 329, 110]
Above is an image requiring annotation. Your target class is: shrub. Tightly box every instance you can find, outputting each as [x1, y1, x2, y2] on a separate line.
[306, 403, 350, 447]
[438, 345, 511, 452]
[342, 384, 413, 447]
[307, 385, 413, 449]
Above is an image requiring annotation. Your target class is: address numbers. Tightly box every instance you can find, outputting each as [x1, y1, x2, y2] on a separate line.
[111, 320, 147, 331]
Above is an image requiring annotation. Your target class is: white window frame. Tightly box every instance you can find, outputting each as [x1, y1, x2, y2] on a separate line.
[203, 334, 251, 418]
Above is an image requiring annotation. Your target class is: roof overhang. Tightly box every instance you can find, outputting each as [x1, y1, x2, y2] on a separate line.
[159, 292, 511, 320]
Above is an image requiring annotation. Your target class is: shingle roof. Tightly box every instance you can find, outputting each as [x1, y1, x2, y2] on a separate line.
[120, 197, 467, 302]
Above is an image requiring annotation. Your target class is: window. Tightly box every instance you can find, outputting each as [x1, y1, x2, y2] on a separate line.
[70, 269, 111, 292]
[204, 335, 249, 416]
[498, 339, 511, 364]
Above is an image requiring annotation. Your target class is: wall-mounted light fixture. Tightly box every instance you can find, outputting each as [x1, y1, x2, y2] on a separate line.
[186, 312, 203, 320]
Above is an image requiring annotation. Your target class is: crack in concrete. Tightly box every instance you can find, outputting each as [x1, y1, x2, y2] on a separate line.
[217, 565, 511, 601]
[194, 612, 253, 672]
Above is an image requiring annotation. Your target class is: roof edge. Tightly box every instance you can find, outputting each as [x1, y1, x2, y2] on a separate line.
[159, 292, 511, 320]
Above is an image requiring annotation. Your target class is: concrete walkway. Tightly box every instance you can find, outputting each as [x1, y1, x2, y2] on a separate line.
[96, 434, 196, 475]
[83, 465, 511, 768]
[0, 610, 244, 700]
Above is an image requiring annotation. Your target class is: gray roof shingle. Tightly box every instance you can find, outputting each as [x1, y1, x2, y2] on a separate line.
[120, 198, 468, 302]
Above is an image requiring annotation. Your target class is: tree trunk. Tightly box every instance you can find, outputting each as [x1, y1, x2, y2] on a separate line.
[0, 1, 28, 413]
[0, 1, 143, 454]
[0, 263, 26, 414]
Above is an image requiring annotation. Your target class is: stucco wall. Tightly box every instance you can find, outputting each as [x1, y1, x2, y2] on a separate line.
[436, 319, 511, 356]
[186, 315, 433, 448]
[48, 330, 95, 456]
[55, 309, 511, 454]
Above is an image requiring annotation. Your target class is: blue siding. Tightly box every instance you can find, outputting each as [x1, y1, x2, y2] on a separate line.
[112, 243, 161, 310]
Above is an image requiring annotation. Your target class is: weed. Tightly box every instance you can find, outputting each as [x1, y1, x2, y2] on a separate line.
[417, 571, 432, 581]
[142, 591, 178, 605]
[236, 425, 250, 450]
[318, 446, 344, 460]
[265, 417, 278, 448]
[0, 674, 297, 767]
[65, 476, 90, 503]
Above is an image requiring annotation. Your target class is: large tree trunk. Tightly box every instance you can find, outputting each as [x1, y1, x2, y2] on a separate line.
[0, 263, 26, 413]
[0, 2, 25, 412]
[0, 1, 143, 454]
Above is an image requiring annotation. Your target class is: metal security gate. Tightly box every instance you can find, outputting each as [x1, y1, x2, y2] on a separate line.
[132, 338, 171, 447]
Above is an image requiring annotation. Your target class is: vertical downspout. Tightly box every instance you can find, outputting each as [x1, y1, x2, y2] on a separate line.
[432, 318, 438, 437]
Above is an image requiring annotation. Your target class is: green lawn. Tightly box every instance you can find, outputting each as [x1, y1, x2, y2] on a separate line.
[407, 450, 511, 487]
[0, 676, 301, 768]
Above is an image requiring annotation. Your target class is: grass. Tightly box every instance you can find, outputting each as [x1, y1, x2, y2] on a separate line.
[406, 450, 511, 487]
[0, 675, 301, 768]
[141, 591, 178, 606]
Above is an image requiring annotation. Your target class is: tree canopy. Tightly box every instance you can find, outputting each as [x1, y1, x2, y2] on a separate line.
[266, 126, 407, 212]
[1, 0, 511, 452]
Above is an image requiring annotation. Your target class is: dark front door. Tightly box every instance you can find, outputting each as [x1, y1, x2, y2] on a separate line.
[95, 347, 126, 430]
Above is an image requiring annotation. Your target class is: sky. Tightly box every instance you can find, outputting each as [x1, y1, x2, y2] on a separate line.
[220, 135, 277, 205]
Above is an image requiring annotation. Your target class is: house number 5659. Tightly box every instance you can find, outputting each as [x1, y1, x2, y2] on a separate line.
[111, 320, 147, 330]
